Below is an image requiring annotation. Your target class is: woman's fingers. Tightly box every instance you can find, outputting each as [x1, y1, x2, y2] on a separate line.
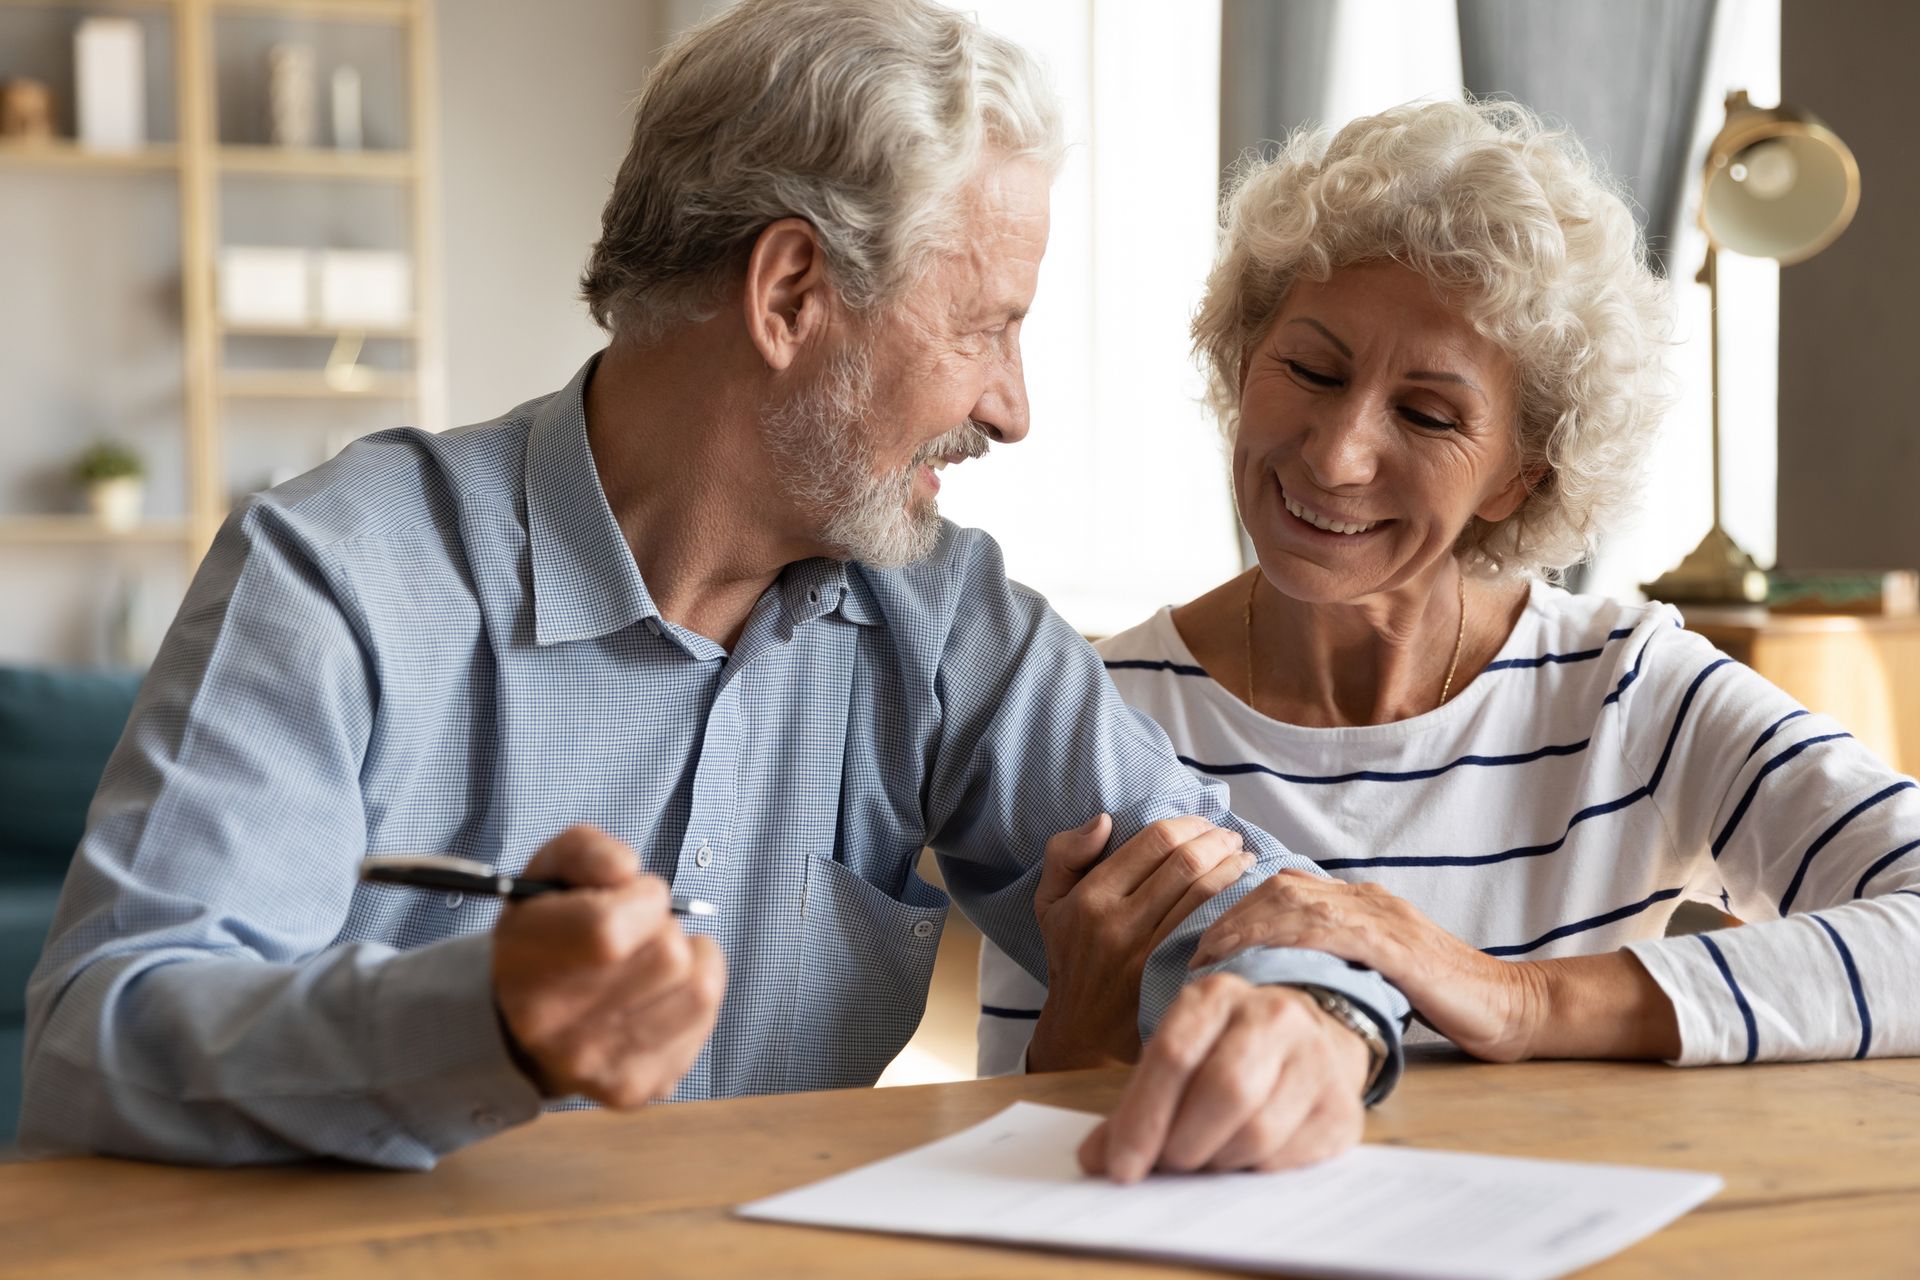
[1086, 816, 1217, 898]
[1131, 825, 1245, 922]
[1033, 813, 1114, 923]
[1147, 847, 1257, 957]
[1191, 872, 1389, 970]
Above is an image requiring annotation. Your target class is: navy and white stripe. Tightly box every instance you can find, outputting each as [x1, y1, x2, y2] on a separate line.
[979, 582, 1920, 1074]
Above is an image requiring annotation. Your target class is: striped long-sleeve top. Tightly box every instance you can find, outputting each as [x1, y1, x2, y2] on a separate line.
[978, 580, 1920, 1074]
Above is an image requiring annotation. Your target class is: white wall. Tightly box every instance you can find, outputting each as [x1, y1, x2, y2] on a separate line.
[435, 0, 668, 428]
[935, 1, 1243, 636]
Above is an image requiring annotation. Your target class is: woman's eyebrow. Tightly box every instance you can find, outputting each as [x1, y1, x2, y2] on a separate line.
[1284, 316, 1352, 357]
[1406, 369, 1486, 401]
[1287, 315, 1486, 400]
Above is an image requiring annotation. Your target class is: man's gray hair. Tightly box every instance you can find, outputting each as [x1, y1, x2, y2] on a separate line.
[582, 0, 1065, 343]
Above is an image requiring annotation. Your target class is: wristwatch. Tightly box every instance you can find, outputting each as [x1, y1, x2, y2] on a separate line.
[1296, 985, 1388, 1097]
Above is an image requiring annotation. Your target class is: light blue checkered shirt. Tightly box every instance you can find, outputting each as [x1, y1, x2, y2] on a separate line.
[23, 356, 1408, 1169]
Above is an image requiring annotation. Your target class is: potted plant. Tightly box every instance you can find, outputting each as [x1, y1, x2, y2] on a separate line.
[74, 441, 146, 531]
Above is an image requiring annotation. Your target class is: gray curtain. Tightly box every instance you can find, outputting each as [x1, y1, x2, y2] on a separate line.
[1219, 0, 1338, 184]
[1219, 1, 1340, 568]
[1456, 0, 1719, 277]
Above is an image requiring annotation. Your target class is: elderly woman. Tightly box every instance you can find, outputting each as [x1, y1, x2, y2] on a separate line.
[980, 98, 1920, 1076]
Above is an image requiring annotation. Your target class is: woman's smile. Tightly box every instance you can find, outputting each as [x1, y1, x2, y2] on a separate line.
[1278, 483, 1387, 538]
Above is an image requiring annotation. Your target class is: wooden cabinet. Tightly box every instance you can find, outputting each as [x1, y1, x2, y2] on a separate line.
[1682, 606, 1920, 775]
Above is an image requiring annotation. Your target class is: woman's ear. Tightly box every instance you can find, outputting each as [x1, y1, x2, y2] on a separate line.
[741, 217, 834, 371]
[1476, 462, 1550, 525]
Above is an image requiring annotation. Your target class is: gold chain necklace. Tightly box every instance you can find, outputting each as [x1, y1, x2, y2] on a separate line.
[1243, 568, 1468, 714]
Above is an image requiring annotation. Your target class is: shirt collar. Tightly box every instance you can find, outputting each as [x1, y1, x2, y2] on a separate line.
[526, 353, 881, 646]
[526, 353, 661, 646]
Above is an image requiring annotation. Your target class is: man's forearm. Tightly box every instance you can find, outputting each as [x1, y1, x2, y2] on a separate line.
[22, 932, 542, 1168]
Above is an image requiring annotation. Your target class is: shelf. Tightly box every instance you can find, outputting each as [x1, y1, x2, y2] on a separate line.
[220, 320, 417, 340]
[217, 146, 414, 181]
[212, 0, 415, 20]
[0, 516, 191, 544]
[0, 140, 179, 172]
[0, 0, 174, 10]
[220, 369, 416, 398]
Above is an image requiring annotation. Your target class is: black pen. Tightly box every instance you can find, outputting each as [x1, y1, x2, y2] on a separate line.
[360, 854, 719, 916]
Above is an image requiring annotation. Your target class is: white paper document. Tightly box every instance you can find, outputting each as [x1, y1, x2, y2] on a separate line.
[738, 1102, 1722, 1280]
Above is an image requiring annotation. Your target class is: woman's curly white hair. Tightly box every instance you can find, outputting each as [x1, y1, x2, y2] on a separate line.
[1194, 98, 1675, 578]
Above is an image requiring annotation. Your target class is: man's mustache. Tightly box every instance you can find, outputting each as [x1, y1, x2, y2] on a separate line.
[911, 420, 992, 468]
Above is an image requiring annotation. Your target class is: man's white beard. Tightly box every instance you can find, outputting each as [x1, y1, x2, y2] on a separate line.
[760, 340, 988, 568]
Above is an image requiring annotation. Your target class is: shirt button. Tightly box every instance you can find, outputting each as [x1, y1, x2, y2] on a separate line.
[472, 1108, 499, 1128]
[912, 919, 937, 939]
[444, 892, 464, 910]
[808, 588, 820, 604]
[695, 840, 713, 869]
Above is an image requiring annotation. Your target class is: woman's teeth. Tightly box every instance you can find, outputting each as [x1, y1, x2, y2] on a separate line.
[1284, 491, 1378, 535]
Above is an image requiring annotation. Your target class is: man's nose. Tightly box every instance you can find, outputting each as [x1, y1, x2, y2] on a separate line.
[971, 349, 1030, 445]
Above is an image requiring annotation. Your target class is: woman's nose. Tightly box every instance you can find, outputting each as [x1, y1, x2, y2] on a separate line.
[1298, 400, 1380, 490]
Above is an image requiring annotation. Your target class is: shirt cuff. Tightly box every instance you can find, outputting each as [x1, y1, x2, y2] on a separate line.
[1198, 945, 1411, 1106]
[1622, 937, 1724, 1067]
[366, 930, 545, 1164]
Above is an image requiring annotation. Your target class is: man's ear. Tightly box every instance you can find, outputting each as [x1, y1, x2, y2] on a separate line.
[1477, 462, 1550, 525]
[742, 217, 834, 372]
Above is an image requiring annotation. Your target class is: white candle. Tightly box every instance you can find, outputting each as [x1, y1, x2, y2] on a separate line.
[331, 65, 363, 151]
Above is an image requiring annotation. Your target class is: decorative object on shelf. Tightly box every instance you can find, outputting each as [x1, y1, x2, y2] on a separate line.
[73, 442, 146, 532]
[74, 18, 145, 152]
[1644, 90, 1861, 606]
[218, 246, 312, 325]
[331, 66, 363, 151]
[1767, 570, 1920, 617]
[315, 249, 412, 328]
[267, 44, 316, 148]
[0, 79, 55, 142]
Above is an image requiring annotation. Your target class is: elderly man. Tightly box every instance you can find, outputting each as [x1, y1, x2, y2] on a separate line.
[23, 0, 1406, 1177]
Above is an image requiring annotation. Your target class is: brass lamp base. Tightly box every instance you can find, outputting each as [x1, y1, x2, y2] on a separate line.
[1641, 524, 1769, 605]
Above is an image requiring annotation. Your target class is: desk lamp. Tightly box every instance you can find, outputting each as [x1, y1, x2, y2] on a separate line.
[1643, 89, 1860, 604]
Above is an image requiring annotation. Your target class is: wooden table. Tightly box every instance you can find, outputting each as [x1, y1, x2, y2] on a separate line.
[4, 1057, 1918, 1278]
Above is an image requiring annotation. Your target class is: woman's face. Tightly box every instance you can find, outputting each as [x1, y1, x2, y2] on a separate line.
[1234, 261, 1527, 604]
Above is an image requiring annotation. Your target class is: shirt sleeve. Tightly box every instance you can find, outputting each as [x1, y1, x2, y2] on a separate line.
[1618, 621, 1920, 1065]
[20, 501, 542, 1168]
[976, 934, 1046, 1076]
[920, 531, 1410, 1103]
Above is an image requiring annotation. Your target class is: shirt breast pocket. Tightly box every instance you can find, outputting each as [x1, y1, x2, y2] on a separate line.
[783, 852, 949, 1091]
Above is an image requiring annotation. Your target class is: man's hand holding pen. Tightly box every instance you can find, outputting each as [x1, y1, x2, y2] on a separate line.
[489, 825, 727, 1106]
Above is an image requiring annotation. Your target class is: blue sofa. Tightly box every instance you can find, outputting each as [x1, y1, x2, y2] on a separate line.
[0, 666, 142, 1146]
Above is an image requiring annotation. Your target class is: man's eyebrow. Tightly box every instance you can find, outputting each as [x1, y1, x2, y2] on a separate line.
[1285, 317, 1351, 358]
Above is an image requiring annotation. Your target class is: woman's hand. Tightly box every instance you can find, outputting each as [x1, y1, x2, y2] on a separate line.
[1190, 869, 1547, 1062]
[1027, 814, 1255, 1071]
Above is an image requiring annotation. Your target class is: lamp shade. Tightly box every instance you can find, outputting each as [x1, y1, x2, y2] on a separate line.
[1701, 91, 1859, 264]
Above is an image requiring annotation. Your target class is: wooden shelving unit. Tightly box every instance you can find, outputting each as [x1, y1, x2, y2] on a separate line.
[219, 370, 418, 399]
[3, 0, 442, 573]
[0, 516, 193, 544]
[0, 139, 179, 170]
[216, 143, 415, 180]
